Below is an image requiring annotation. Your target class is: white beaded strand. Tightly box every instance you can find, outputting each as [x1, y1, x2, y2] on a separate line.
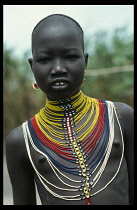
[22, 100, 124, 201]
[22, 123, 82, 200]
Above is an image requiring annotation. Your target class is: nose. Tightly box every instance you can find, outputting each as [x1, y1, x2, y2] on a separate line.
[51, 59, 67, 76]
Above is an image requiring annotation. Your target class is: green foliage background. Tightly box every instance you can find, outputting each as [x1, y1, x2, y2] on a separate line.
[4, 26, 134, 140]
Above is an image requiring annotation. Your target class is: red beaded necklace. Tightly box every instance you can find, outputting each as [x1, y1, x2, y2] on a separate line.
[23, 91, 117, 205]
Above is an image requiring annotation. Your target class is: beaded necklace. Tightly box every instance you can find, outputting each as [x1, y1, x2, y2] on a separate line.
[22, 91, 124, 205]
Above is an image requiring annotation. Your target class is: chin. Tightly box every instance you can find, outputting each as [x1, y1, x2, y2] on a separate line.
[46, 88, 80, 101]
[47, 93, 71, 101]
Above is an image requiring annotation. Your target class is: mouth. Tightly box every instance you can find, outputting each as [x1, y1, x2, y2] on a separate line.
[54, 81, 67, 86]
[50, 79, 70, 91]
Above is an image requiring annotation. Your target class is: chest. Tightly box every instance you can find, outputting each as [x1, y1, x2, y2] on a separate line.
[30, 102, 123, 171]
[30, 113, 123, 174]
[29, 111, 124, 202]
[23, 99, 125, 204]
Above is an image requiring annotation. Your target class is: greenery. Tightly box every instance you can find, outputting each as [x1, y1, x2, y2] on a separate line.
[4, 26, 134, 140]
[82, 26, 133, 105]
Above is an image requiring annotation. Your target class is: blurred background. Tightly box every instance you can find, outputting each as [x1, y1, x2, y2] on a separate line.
[3, 5, 134, 205]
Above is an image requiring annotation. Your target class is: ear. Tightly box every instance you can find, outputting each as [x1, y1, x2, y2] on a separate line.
[28, 58, 34, 72]
[84, 53, 89, 68]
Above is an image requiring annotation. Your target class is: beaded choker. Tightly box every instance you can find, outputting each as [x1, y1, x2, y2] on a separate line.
[22, 91, 124, 205]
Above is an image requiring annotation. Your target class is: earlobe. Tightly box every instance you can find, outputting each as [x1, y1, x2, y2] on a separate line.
[28, 58, 34, 72]
[84, 53, 89, 68]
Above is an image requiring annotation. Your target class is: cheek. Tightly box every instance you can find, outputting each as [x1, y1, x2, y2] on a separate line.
[33, 64, 49, 82]
[74, 72, 84, 87]
[69, 69, 84, 91]
[70, 61, 85, 81]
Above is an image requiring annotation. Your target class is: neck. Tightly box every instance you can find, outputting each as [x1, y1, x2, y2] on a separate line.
[45, 90, 84, 114]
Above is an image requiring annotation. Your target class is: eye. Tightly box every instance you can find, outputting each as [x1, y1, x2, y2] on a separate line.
[65, 55, 79, 61]
[37, 57, 51, 64]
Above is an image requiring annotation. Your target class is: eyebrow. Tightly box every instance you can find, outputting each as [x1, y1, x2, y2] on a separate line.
[65, 48, 81, 52]
[37, 50, 49, 54]
[37, 48, 81, 54]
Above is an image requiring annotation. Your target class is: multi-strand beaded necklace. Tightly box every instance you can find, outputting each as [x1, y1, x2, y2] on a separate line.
[22, 90, 124, 205]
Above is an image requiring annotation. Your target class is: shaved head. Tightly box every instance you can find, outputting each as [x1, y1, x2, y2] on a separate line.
[31, 14, 84, 53]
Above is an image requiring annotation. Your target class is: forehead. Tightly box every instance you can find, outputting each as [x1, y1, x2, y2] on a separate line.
[32, 22, 83, 53]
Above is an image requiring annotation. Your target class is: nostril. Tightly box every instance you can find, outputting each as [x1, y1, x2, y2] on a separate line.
[51, 68, 67, 76]
[51, 72, 68, 79]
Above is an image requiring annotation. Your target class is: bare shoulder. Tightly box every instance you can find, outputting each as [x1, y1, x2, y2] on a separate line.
[113, 102, 134, 137]
[113, 102, 133, 114]
[113, 102, 133, 122]
[6, 125, 24, 147]
[6, 125, 27, 161]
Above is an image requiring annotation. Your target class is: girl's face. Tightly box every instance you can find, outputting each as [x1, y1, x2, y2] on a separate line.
[29, 24, 88, 100]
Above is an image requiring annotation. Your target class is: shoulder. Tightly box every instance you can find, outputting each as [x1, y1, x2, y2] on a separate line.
[113, 101, 133, 113]
[100, 99, 133, 121]
[6, 125, 24, 147]
[6, 124, 27, 161]
[113, 102, 133, 121]
[113, 102, 134, 137]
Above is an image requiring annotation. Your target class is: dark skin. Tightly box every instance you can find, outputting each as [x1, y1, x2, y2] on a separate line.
[6, 22, 134, 205]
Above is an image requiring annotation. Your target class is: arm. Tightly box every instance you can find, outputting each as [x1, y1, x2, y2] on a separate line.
[114, 102, 134, 205]
[6, 126, 36, 205]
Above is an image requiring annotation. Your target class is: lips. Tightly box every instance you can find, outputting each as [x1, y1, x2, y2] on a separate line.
[50, 79, 70, 91]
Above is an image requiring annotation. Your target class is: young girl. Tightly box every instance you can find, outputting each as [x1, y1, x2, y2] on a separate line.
[6, 14, 134, 205]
